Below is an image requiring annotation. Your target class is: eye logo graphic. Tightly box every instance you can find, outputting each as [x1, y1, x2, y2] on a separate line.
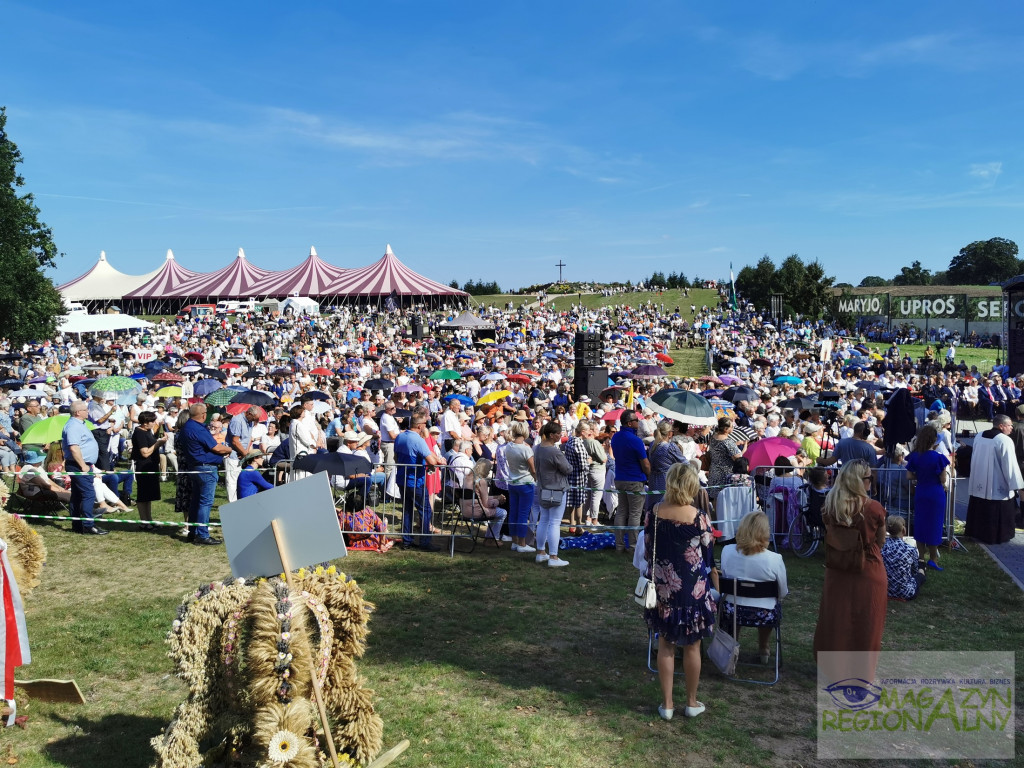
[823, 678, 882, 711]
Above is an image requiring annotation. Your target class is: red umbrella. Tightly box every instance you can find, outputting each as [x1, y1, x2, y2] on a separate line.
[602, 408, 626, 422]
[655, 353, 675, 365]
[507, 373, 532, 385]
[519, 369, 541, 377]
[225, 402, 268, 420]
[310, 367, 333, 376]
[218, 362, 240, 370]
[152, 371, 183, 382]
[184, 351, 204, 361]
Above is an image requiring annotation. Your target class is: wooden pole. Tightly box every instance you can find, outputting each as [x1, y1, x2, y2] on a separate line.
[271, 519, 341, 768]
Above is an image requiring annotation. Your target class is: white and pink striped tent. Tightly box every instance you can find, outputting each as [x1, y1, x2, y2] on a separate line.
[121, 250, 200, 312]
[324, 244, 467, 305]
[58, 251, 162, 309]
[171, 248, 270, 301]
[246, 247, 349, 299]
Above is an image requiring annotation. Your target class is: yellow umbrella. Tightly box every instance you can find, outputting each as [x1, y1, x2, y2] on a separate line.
[479, 338, 496, 344]
[476, 389, 512, 406]
[869, 353, 882, 360]
[154, 386, 182, 397]
[401, 349, 417, 356]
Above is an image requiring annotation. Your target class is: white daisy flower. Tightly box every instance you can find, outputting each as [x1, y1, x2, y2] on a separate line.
[267, 729, 302, 762]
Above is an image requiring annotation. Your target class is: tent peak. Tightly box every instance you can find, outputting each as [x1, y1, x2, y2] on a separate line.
[237, 248, 246, 260]
[385, 244, 394, 256]
[99, 250, 107, 262]
[165, 249, 175, 260]
[310, 246, 318, 257]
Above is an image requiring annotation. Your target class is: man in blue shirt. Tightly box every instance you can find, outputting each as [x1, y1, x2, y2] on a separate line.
[610, 410, 651, 553]
[225, 406, 261, 503]
[394, 413, 446, 551]
[180, 402, 231, 545]
[62, 400, 106, 535]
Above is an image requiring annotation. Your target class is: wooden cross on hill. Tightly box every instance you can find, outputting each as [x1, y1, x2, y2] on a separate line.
[555, 260, 566, 283]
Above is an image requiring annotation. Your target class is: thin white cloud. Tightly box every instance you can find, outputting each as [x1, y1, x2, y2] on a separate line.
[969, 162, 1002, 181]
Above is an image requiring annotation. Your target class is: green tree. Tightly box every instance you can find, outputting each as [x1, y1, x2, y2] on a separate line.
[859, 275, 890, 287]
[947, 237, 1021, 284]
[735, 255, 776, 309]
[0, 108, 65, 346]
[892, 260, 932, 286]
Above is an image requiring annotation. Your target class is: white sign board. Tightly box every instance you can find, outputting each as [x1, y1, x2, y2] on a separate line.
[219, 473, 346, 580]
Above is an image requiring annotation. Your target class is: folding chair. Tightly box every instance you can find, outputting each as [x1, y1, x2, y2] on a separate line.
[716, 577, 783, 686]
[646, 630, 686, 675]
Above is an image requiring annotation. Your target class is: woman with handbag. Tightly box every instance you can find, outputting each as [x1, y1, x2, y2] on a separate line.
[533, 420, 572, 567]
[813, 459, 887, 685]
[644, 463, 719, 721]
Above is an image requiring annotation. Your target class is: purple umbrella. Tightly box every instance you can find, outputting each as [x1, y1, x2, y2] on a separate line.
[393, 383, 424, 394]
[700, 389, 723, 398]
[631, 364, 668, 379]
[719, 374, 743, 385]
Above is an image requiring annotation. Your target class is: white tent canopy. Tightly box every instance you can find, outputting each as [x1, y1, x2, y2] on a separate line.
[57, 251, 162, 301]
[57, 313, 155, 335]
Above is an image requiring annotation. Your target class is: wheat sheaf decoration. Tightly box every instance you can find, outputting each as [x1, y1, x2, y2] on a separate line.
[152, 566, 382, 768]
[0, 501, 48, 595]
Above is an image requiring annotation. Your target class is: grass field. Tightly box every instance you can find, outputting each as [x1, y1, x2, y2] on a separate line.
[467, 294, 537, 307]
[4, 479, 1023, 767]
[546, 288, 719, 313]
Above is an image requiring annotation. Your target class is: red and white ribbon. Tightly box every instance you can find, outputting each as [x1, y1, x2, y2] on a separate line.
[0, 538, 30, 727]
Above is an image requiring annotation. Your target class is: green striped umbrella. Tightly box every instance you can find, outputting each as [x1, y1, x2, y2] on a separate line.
[204, 389, 238, 407]
[428, 369, 461, 380]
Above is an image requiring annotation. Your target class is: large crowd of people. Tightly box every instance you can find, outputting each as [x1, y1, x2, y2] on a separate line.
[3, 289, 1023, 715]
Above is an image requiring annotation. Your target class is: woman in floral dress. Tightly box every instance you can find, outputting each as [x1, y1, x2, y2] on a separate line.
[644, 462, 719, 720]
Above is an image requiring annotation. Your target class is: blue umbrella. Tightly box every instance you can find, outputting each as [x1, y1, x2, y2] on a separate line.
[129, 373, 148, 380]
[842, 365, 864, 373]
[700, 323, 711, 330]
[193, 379, 223, 396]
[444, 394, 474, 407]
[774, 375, 802, 385]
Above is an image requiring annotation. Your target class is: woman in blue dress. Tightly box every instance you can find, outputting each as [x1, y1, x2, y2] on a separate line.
[905, 424, 949, 571]
[644, 462, 718, 721]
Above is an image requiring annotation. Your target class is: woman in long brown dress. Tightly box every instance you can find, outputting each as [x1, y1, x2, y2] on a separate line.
[813, 459, 887, 685]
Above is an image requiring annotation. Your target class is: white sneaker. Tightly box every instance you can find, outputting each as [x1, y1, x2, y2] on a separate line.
[535, 553, 550, 563]
[547, 557, 569, 568]
[510, 544, 519, 552]
[517, 544, 536, 554]
[501, 535, 513, 542]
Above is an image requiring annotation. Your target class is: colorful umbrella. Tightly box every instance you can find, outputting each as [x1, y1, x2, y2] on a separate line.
[602, 408, 626, 422]
[655, 353, 674, 365]
[631, 365, 668, 379]
[204, 389, 238, 407]
[151, 371, 184, 383]
[743, 436, 798, 472]
[648, 389, 717, 426]
[476, 389, 512, 406]
[225, 402, 268, 420]
[218, 362, 240, 370]
[154, 386, 182, 397]
[444, 394, 474, 407]
[89, 375, 140, 394]
[429, 369, 461, 380]
[718, 374, 743, 386]
[393, 384, 424, 394]
[193, 379, 223, 396]
[20, 415, 95, 445]
[774, 375, 803, 385]
[309, 367, 333, 376]
[506, 373, 532, 385]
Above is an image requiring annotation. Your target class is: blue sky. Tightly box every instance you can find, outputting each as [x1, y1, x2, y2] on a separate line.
[4, 1, 1023, 290]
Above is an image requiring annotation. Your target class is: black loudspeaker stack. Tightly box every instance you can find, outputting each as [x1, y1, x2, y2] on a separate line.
[411, 315, 424, 341]
[574, 331, 607, 402]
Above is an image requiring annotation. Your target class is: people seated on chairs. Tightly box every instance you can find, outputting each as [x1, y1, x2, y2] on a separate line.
[93, 469, 132, 514]
[17, 450, 72, 504]
[238, 450, 274, 499]
[443, 439, 476, 509]
[460, 458, 509, 547]
[719, 512, 789, 664]
[881, 515, 925, 601]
